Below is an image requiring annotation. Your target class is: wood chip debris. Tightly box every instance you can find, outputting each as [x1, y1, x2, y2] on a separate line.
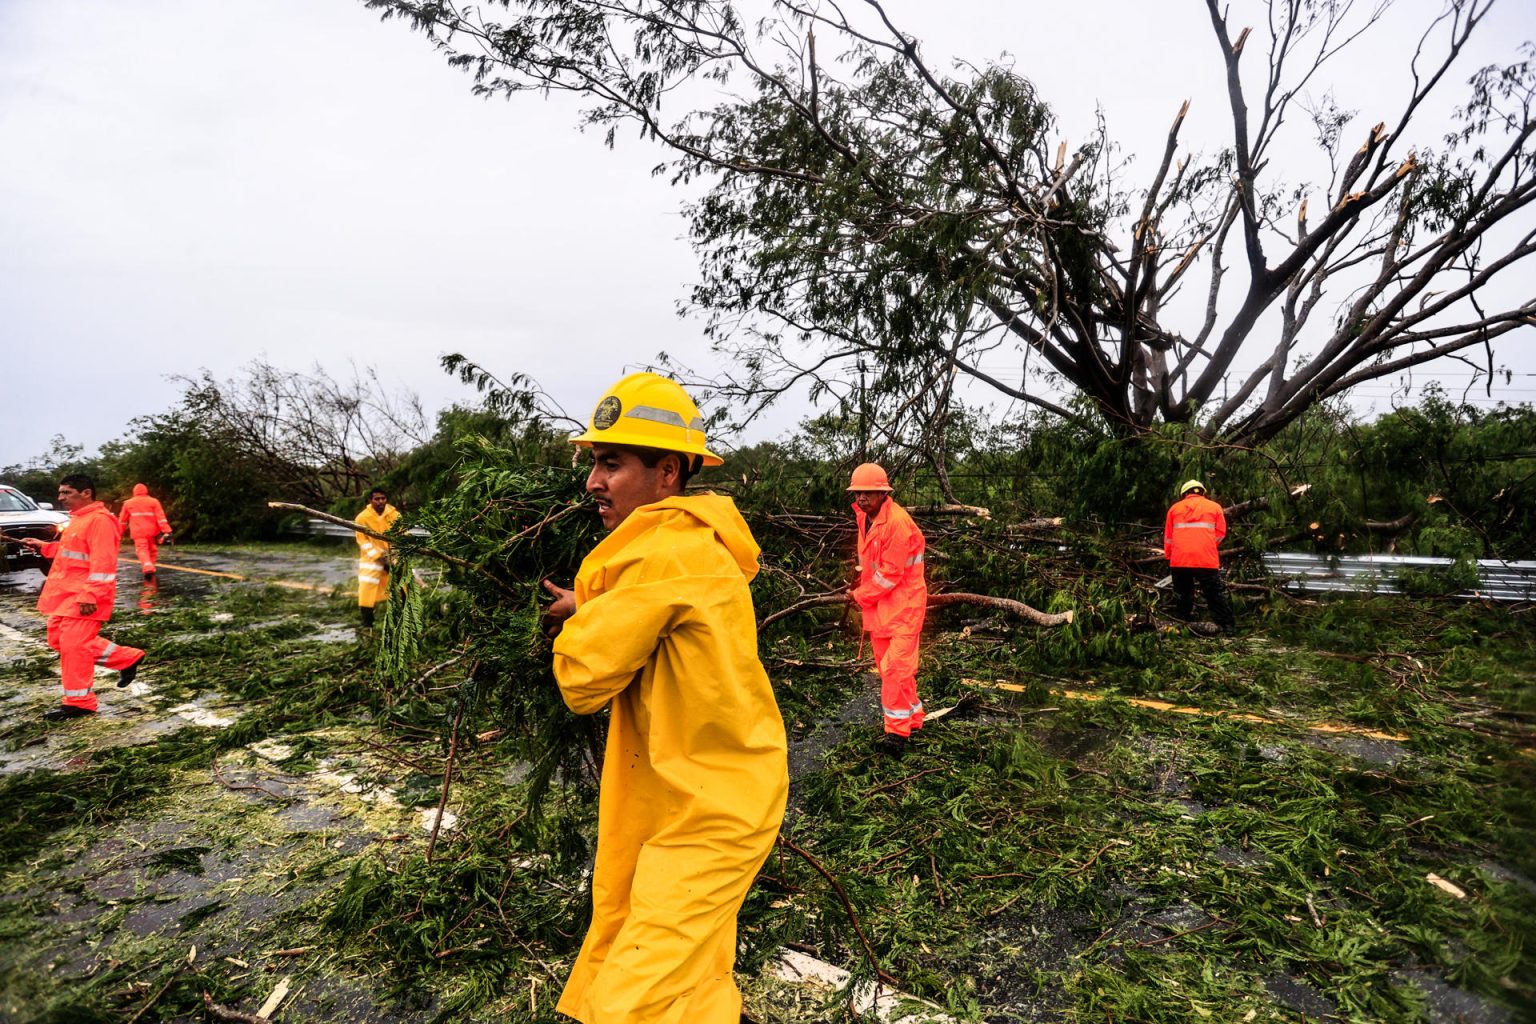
[768, 949, 956, 1023]
[257, 976, 291, 1019]
[1425, 872, 1467, 899]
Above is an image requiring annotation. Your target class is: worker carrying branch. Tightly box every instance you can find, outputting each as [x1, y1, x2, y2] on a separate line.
[354, 487, 400, 628]
[19, 474, 146, 720]
[117, 483, 172, 579]
[1164, 479, 1237, 636]
[540, 372, 789, 1024]
[848, 463, 928, 757]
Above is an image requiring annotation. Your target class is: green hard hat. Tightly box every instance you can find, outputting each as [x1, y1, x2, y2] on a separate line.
[1180, 479, 1206, 495]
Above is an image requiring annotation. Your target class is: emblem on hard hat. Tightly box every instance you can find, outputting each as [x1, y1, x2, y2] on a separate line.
[592, 396, 622, 430]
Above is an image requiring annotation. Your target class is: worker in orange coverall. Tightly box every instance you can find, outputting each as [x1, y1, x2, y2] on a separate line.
[1164, 478, 1236, 636]
[118, 483, 172, 579]
[848, 462, 928, 757]
[19, 474, 146, 721]
[540, 372, 788, 1024]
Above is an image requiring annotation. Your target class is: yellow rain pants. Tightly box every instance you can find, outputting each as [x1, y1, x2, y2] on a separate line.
[553, 494, 789, 1024]
[354, 503, 400, 608]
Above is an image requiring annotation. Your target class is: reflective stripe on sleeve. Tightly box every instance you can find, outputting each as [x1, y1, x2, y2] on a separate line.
[905, 553, 924, 566]
[59, 550, 89, 562]
[1172, 522, 1216, 530]
[872, 571, 897, 590]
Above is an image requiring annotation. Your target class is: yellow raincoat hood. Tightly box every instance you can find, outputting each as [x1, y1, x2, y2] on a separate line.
[553, 493, 788, 1024]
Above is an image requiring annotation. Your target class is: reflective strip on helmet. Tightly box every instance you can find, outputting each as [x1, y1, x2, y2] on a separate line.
[624, 405, 706, 431]
[62, 688, 94, 697]
[1173, 522, 1216, 530]
[88, 572, 116, 582]
[872, 570, 897, 590]
[905, 553, 924, 566]
[59, 550, 89, 562]
[96, 642, 119, 664]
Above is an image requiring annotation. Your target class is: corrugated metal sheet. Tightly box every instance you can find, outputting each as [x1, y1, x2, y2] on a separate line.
[1261, 552, 1536, 602]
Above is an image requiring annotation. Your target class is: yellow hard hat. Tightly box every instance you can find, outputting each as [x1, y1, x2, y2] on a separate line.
[847, 463, 893, 492]
[1180, 479, 1206, 495]
[569, 372, 723, 467]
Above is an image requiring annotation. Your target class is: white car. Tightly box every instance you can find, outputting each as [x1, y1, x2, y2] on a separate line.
[0, 484, 69, 575]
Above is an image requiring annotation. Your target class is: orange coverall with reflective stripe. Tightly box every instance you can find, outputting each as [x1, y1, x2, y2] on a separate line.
[853, 498, 927, 736]
[119, 484, 172, 574]
[38, 501, 143, 710]
[1163, 494, 1227, 569]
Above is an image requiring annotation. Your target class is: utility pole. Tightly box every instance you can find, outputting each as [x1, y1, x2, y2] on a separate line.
[857, 357, 868, 461]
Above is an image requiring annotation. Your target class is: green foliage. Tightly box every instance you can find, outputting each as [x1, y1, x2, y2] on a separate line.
[375, 431, 603, 815]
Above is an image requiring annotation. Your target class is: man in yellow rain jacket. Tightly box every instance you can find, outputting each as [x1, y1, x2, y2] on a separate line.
[354, 487, 400, 627]
[541, 372, 789, 1024]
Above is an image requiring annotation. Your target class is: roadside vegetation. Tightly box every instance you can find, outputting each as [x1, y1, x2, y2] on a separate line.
[3, 388, 1534, 1022]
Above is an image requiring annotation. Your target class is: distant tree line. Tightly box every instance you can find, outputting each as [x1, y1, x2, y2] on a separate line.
[4, 357, 1533, 560]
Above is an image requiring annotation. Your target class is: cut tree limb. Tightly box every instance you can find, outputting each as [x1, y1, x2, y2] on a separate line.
[1223, 483, 1311, 519]
[928, 593, 1074, 626]
[202, 993, 271, 1024]
[760, 591, 1073, 629]
[1006, 517, 1066, 532]
[266, 501, 518, 598]
[907, 503, 993, 518]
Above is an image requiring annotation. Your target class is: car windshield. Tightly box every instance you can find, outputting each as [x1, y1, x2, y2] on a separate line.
[0, 488, 41, 513]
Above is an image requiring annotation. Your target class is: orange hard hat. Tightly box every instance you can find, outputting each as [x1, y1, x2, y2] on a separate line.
[847, 463, 893, 492]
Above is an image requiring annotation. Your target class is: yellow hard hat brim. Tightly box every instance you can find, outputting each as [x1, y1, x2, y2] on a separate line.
[570, 428, 724, 467]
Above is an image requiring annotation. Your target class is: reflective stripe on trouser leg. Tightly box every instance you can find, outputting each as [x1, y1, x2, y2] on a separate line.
[873, 632, 924, 737]
[134, 537, 158, 573]
[358, 568, 389, 609]
[48, 616, 145, 710]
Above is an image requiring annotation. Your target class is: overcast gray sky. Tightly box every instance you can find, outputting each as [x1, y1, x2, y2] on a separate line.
[3, 0, 1533, 467]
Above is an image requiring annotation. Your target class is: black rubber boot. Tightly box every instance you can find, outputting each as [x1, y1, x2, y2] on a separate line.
[360, 606, 376, 628]
[44, 705, 95, 721]
[877, 733, 907, 758]
[117, 653, 146, 688]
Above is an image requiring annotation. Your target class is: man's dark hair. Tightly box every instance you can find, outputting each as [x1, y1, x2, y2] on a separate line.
[369, 487, 388, 499]
[59, 473, 95, 497]
[633, 447, 697, 489]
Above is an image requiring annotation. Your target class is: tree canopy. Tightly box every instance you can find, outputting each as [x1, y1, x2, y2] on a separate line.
[367, 0, 1535, 446]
